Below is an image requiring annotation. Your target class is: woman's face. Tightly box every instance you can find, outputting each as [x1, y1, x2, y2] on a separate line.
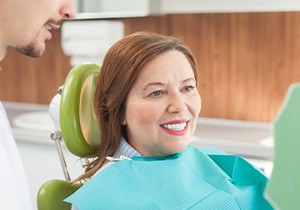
[123, 50, 201, 156]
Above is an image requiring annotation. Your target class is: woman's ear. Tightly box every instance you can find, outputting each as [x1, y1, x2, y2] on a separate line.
[121, 116, 127, 125]
[121, 105, 127, 125]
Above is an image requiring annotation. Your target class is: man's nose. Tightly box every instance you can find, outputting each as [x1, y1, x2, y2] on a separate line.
[60, 0, 77, 20]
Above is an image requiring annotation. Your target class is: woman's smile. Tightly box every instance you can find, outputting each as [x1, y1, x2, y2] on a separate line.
[160, 119, 189, 136]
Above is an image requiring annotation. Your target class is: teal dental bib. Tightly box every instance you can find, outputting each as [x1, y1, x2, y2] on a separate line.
[66, 146, 273, 210]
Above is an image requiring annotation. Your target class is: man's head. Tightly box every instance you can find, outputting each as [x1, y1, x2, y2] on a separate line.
[0, 0, 76, 60]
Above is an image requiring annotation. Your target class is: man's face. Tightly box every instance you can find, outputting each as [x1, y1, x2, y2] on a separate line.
[7, 0, 76, 57]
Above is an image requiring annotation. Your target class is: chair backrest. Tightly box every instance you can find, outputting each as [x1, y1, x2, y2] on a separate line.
[60, 63, 101, 156]
[265, 83, 300, 209]
[37, 63, 101, 210]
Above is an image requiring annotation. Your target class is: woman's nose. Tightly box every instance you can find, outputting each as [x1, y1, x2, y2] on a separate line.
[167, 92, 188, 113]
[60, 1, 77, 19]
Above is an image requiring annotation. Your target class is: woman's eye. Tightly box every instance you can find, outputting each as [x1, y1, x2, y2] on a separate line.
[183, 85, 195, 92]
[150, 90, 164, 97]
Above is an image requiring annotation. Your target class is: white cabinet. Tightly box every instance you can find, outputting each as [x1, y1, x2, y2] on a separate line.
[76, 0, 161, 18]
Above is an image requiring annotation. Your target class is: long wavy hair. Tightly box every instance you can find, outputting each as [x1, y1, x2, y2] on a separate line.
[77, 31, 198, 181]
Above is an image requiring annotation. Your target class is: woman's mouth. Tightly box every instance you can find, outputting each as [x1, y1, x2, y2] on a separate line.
[161, 121, 187, 131]
[160, 120, 189, 136]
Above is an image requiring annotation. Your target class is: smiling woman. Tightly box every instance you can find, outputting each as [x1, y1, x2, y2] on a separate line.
[88, 31, 200, 175]
[66, 32, 273, 210]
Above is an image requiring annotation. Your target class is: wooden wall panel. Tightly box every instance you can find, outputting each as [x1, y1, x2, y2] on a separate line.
[178, 12, 300, 122]
[123, 13, 300, 122]
[1, 12, 300, 122]
[123, 16, 169, 35]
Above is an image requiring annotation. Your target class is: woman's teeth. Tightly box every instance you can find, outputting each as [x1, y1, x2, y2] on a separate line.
[162, 122, 187, 131]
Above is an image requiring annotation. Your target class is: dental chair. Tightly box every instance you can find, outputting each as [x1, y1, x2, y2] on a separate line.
[37, 63, 101, 210]
[36, 61, 300, 210]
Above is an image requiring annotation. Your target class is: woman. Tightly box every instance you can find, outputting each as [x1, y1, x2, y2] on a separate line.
[67, 32, 273, 210]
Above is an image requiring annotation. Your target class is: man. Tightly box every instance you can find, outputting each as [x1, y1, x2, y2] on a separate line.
[0, 0, 76, 209]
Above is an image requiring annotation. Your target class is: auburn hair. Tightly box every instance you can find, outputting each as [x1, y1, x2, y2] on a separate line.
[77, 31, 198, 181]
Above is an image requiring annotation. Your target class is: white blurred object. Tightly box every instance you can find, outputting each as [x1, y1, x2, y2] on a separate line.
[13, 112, 53, 131]
[75, 0, 162, 19]
[49, 93, 61, 130]
[62, 20, 124, 66]
[259, 136, 274, 147]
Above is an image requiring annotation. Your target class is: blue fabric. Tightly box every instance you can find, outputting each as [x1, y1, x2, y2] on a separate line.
[66, 146, 273, 210]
